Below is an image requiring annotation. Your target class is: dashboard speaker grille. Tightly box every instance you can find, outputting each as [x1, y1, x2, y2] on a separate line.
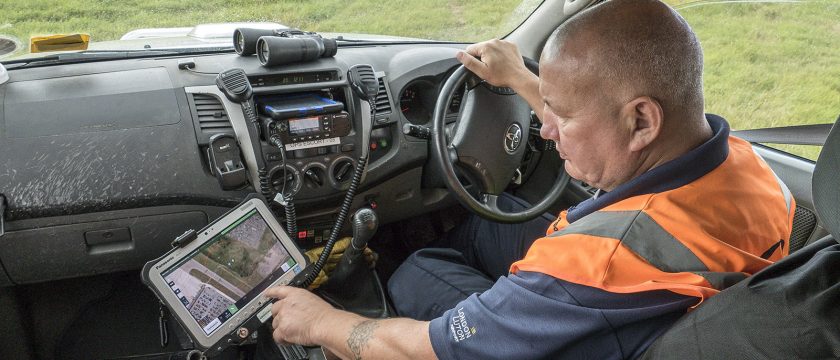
[374, 77, 392, 115]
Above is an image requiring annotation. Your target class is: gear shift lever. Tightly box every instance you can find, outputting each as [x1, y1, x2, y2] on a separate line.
[325, 208, 378, 286]
[350, 208, 378, 255]
[319, 207, 389, 318]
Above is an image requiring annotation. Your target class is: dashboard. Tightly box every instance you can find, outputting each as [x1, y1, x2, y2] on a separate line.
[0, 43, 482, 285]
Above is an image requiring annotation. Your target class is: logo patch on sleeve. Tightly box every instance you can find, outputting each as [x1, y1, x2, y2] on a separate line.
[450, 307, 476, 342]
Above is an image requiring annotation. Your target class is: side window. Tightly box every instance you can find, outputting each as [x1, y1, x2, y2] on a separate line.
[670, 0, 839, 160]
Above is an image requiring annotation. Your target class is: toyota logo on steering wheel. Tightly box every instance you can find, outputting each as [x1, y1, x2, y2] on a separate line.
[504, 123, 523, 154]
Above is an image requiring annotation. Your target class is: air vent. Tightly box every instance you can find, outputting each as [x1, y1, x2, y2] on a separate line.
[374, 77, 392, 115]
[192, 93, 232, 132]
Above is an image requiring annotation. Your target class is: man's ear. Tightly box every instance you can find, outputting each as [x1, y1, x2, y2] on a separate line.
[621, 96, 663, 152]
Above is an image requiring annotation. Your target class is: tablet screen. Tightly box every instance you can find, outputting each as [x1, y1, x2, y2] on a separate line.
[162, 209, 299, 335]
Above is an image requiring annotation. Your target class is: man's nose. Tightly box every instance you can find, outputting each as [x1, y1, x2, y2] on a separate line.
[540, 120, 558, 140]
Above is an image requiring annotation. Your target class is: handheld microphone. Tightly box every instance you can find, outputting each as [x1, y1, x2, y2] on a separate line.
[215, 68, 266, 172]
[347, 64, 378, 101]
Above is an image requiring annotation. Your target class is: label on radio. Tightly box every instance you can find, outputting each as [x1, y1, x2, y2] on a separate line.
[284, 137, 341, 151]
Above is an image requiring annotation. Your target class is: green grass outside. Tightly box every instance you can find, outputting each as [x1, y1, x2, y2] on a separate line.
[1, 0, 837, 159]
[672, 1, 840, 160]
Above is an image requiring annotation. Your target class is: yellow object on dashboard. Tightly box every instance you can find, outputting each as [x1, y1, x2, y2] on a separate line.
[30, 34, 90, 53]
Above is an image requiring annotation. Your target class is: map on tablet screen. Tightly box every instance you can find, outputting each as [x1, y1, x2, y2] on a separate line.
[162, 209, 297, 334]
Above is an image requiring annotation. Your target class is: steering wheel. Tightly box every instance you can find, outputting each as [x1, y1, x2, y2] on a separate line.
[432, 58, 570, 223]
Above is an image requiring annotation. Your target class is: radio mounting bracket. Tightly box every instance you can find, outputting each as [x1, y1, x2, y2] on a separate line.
[207, 133, 249, 190]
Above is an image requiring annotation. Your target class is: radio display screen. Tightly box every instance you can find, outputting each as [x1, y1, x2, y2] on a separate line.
[161, 209, 298, 335]
[249, 71, 338, 87]
[288, 117, 321, 136]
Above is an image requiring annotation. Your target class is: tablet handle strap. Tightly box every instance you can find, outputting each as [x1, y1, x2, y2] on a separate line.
[159, 301, 170, 347]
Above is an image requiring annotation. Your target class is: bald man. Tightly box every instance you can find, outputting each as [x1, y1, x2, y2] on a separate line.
[264, 1, 794, 359]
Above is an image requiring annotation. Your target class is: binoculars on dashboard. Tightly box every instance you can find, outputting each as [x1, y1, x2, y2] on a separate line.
[233, 28, 338, 67]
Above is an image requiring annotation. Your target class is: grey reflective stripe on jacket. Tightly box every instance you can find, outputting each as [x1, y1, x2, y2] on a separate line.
[548, 211, 748, 290]
[753, 148, 793, 213]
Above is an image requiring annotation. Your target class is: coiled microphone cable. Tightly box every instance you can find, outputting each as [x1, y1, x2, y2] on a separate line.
[268, 135, 297, 237]
[294, 118, 373, 288]
[294, 66, 378, 288]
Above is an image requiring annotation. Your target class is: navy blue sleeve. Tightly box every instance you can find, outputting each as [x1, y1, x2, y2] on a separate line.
[428, 271, 698, 360]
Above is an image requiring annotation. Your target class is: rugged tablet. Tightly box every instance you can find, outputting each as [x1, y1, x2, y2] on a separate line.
[142, 196, 307, 352]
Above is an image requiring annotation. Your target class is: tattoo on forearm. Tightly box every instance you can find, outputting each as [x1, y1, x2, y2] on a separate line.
[347, 319, 379, 360]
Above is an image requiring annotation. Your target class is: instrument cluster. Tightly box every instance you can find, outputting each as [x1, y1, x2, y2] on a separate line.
[399, 79, 465, 124]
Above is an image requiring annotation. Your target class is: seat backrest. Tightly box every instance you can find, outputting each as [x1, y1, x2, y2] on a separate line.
[811, 115, 840, 239]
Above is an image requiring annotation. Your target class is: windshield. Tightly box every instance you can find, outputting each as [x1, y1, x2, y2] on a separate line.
[0, 0, 544, 60]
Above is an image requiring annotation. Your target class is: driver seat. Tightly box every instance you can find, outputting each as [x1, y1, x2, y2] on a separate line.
[640, 118, 840, 359]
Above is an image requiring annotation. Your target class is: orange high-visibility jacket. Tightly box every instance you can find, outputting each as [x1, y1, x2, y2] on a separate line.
[511, 135, 795, 302]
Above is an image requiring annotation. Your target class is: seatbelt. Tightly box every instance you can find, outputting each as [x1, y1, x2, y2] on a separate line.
[732, 123, 833, 146]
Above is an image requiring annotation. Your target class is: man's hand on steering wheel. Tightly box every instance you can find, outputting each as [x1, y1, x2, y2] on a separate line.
[456, 40, 545, 121]
[457, 40, 533, 88]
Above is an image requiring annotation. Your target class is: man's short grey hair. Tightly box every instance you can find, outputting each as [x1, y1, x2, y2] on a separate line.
[544, 0, 705, 118]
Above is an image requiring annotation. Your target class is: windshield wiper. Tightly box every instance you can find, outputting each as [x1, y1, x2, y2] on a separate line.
[332, 36, 461, 46]
[2, 47, 233, 69]
[2, 50, 181, 69]
[333, 36, 374, 43]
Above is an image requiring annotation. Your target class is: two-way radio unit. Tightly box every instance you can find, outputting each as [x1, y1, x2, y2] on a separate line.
[259, 93, 351, 146]
[263, 112, 351, 145]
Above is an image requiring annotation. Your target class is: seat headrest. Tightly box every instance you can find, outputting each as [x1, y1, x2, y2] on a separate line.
[812, 115, 840, 241]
